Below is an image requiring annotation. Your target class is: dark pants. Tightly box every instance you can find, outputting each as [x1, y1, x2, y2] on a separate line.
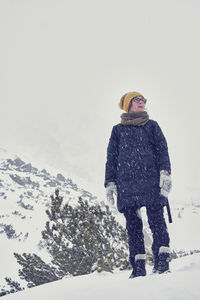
[123, 205, 170, 268]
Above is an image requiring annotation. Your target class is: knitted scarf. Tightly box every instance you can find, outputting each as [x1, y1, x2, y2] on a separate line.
[120, 111, 149, 126]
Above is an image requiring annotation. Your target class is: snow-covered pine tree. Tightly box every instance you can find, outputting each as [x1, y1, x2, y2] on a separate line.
[13, 253, 59, 287]
[14, 189, 129, 288]
[42, 189, 129, 276]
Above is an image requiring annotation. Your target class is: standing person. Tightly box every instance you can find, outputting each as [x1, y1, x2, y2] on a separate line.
[104, 91, 172, 278]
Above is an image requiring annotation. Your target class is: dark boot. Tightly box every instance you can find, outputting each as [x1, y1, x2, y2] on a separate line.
[157, 252, 170, 274]
[129, 259, 146, 278]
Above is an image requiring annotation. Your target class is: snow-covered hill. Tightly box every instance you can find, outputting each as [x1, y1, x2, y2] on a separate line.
[1, 147, 200, 297]
[4, 253, 200, 300]
[0, 148, 98, 241]
[0, 148, 100, 288]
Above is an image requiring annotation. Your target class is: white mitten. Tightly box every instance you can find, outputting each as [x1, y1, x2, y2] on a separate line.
[159, 170, 172, 198]
[105, 182, 117, 206]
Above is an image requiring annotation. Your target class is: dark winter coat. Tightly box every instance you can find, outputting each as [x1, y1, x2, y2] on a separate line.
[104, 119, 171, 212]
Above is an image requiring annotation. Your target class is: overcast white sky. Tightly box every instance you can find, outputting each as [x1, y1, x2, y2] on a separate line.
[0, 0, 200, 201]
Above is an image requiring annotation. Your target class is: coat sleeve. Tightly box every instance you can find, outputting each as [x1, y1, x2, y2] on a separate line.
[153, 121, 171, 174]
[104, 126, 119, 188]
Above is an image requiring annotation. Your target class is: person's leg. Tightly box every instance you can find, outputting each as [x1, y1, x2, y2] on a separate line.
[123, 207, 146, 277]
[146, 205, 170, 273]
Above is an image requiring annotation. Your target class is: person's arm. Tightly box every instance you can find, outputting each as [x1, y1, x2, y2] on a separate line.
[104, 126, 119, 188]
[153, 121, 171, 174]
[153, 121, 172, 198]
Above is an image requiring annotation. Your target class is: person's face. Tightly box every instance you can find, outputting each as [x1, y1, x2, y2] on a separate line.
[128, 97, 146, 113]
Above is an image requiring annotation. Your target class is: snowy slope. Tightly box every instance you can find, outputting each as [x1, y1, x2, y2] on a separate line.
[0, 148, 99, 286]
[0, 148, 99, 244]
[4, 253, 200, 300]
[1, 148, 200, 297]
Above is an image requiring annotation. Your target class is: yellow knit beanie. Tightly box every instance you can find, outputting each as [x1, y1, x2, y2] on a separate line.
[119, 91, 144, 112]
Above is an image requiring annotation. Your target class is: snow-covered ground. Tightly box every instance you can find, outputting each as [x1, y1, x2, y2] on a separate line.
[1, 149, 200, 298]
[4, 253, 200, 300]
